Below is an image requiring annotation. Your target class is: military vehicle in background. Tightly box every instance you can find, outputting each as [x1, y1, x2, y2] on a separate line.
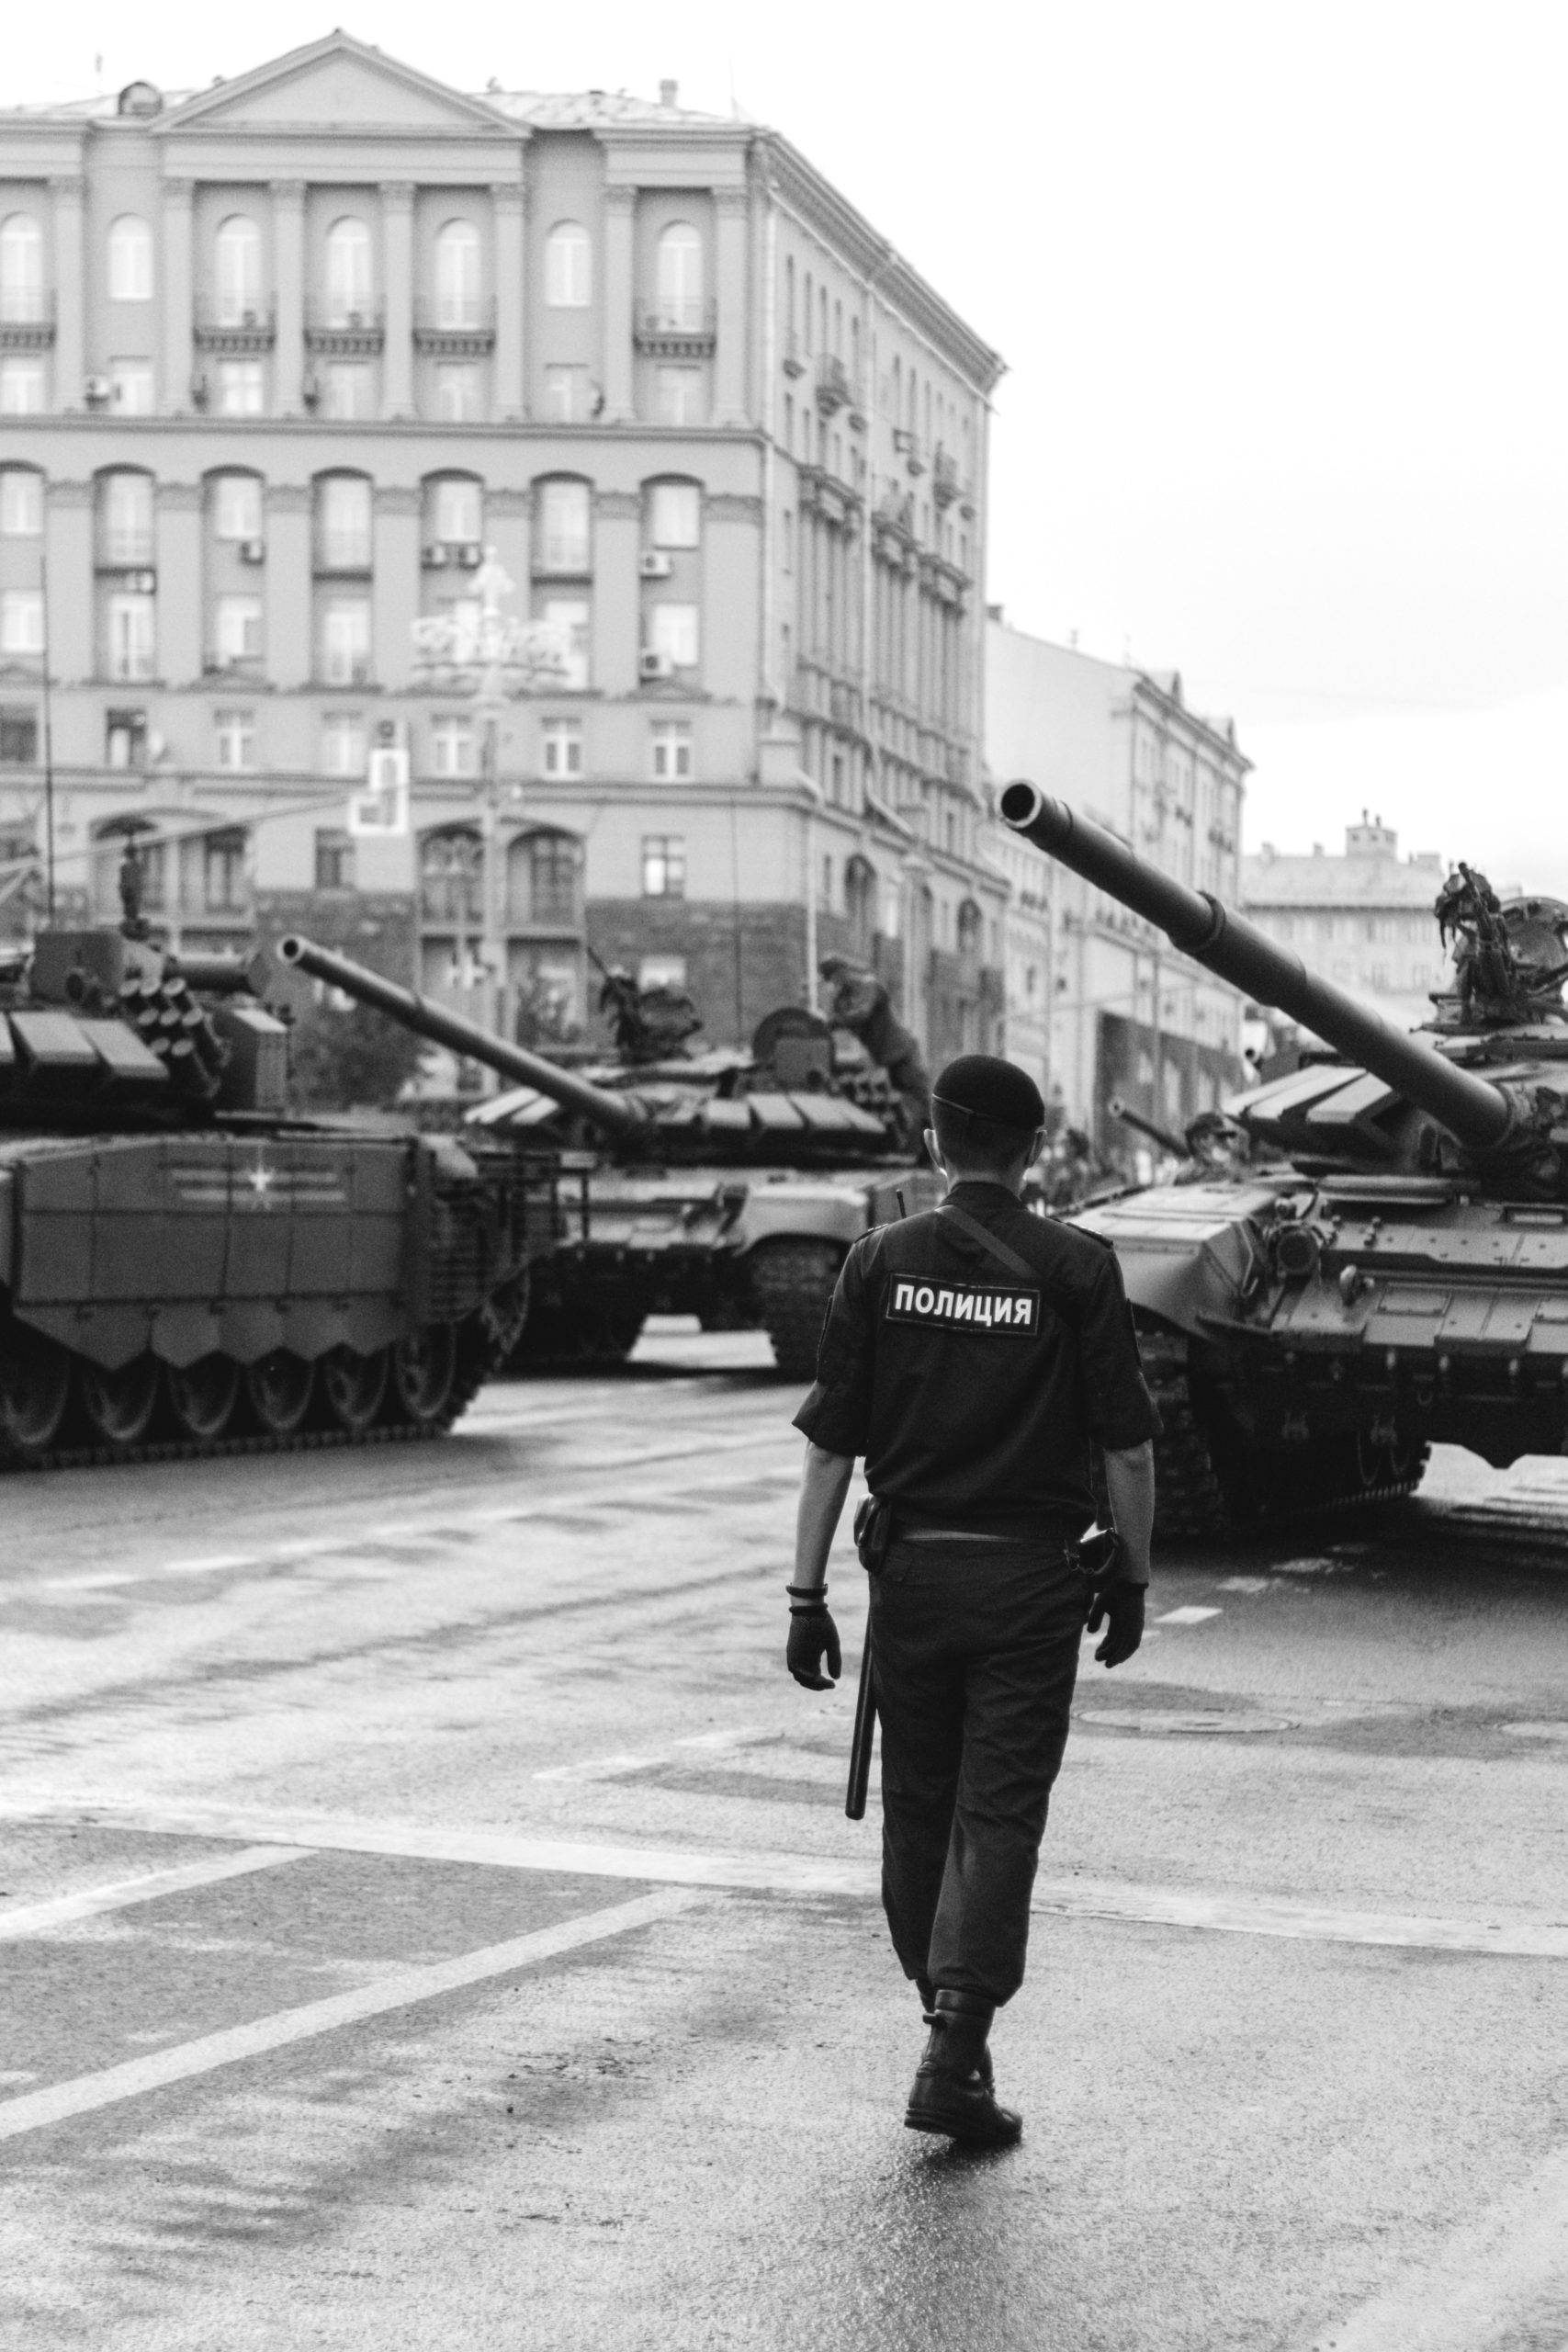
[1003, 779, 1568, 1537]
[0, 876, 555, 1470]
[281, 938, 941, 1377]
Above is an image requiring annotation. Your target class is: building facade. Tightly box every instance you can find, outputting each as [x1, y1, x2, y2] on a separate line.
[0, 32, 1005, 1058]
[985, 621, 1248, 1146]
[1241, 815, 1450, 1034]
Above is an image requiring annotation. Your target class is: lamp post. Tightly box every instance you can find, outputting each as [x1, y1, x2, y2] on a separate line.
[410, 547, 569, 1044]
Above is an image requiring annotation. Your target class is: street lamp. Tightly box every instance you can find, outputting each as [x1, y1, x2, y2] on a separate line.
[410, 547, 569, 1041]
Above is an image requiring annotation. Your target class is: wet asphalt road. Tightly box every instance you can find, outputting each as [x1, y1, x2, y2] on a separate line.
[1, 1322, 1566, 2352]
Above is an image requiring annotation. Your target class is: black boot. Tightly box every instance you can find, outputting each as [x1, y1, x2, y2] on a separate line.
[904, 1988, 1022, 2148]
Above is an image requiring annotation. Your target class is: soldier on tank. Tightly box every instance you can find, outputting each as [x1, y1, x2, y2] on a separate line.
[784, 1053, 1159, 2147]
[818, 956, 931, 1142]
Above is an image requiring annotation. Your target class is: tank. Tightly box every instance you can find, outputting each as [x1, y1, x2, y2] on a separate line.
[278, 936, 942, 1376]
[0, 888, 556, 1469]
[1002, 778, 1568, 1535]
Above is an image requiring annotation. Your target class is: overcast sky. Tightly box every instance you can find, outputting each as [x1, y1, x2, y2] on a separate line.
[12, 1, 1567, 892]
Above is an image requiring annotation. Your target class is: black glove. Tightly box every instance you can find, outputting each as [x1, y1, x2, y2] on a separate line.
[786, 1596, 841, 1690]
[1086, 1580, 1145, 1668]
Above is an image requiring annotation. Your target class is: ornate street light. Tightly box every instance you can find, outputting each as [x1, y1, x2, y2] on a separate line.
[410, 547, 570, 1041]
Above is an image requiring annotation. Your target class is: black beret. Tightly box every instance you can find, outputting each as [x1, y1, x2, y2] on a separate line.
[931, 1054, 1045, 1132]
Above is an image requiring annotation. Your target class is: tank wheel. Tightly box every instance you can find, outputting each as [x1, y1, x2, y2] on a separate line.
[245, 1351, 316, 1437]
[390, 1323, 458, 1429]
[748, 1240, 843, 1380]
[77, 1354, 161, 1450]
[166, 1354, 241, 1443]
[0, 1329, 73, 1461]
[320, 1345, 389, 1435]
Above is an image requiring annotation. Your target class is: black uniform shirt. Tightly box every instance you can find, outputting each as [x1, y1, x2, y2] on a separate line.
[794, 1179, 1161, 1535]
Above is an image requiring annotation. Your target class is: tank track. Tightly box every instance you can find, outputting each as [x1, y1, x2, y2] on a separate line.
[1138, 1324, 1430, 1541]
[747, 1239, 843, 1380]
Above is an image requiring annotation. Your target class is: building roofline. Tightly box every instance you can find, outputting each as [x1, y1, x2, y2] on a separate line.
[987, 617, 1251, 770]
[150, 28, 521, 138]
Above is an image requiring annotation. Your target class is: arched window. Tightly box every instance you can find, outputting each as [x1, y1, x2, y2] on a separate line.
[508, 829, 581, 928]
[957, 899, 983, 963]
[536, 478, 591, 573]
[107, 215, 153, 301]
[428, 474, 482, 546]
[434, 220, 480, 329]
[0, 214, 43, 322]
[0, 469, 43, 538]
[325, 218, 373, 324]
[845, 855, 876, 957]
[545, 221, 591, 308]
[214, 216, 262, 326]
[98, 469, 154, 565]
[656, 222, 703, 329]
[315, 473, 372, 571]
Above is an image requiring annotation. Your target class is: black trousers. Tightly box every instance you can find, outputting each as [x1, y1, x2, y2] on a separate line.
[870, 1534, 1088, 2007]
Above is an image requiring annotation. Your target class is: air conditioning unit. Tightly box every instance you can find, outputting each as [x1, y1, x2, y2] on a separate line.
[84, 375, 112, 406]
[455, 543, 482, 570]
[128, 570, 157, 595]
[639, 650, 674, 681]
[423, 542, 450, 568]
[639, 550, 673, 580]
[239, 539, 265, 565]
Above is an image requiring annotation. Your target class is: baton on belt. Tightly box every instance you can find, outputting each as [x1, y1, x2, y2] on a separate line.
[845, 1622, 876, 1820]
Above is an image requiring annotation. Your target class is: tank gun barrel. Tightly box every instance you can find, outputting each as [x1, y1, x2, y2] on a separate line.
[1000, 781, 1513, 1153]
[169, 950, 265, 996]
[276, 935, 646, 1141]
[1109, 1095, 1187, 1157]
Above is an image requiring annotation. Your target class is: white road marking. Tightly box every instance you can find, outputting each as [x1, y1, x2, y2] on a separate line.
[1502, 1722, 1568, 1744]
[533, 1726, 773, 1783]
[0, 1847, 307, 1940]
[1298, 2143, 1568, 2350]
[0, 1886, 701, 2144]
[1218, 1577, 1278, 1594]
[1154, 1605, 1223, 1626]
[5, 1797, 1566, 1956]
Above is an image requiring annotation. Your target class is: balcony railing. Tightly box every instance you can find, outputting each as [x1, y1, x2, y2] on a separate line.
[634, 298, 716, 357]
[413, 298, 496, 355]
[931, 447, 962, 508]
[0, 289, 54, 349]
[305, 300, 385, 355]
[815, 353, 854, 415]
[893, 429, 926, 478]
[195, 300, 276, 354]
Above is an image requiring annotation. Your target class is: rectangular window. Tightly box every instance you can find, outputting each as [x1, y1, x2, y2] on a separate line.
[436, 364, 479, 423]
[649, 604, 699, 671]
[204, 831, 247, 913]
[215, 708, 255, 770]
[216, 360, 265, 416]
[0, 360, 46, 414]
[321, 601, 371, 686]
[107, 594, 155, 681]
[650, 720, 693, 781]
[542, 597, 590, 691]
[649, 482, 700, 548]
[529, 836, 579, 926]
[0, 706, 38, 763]
[110, 360, 155, 415]
[0, 590, 43, 656]
[103, 474, 153, 565]
[434, 479, 481, 544]
[324, 363, 373, 420]
[0, 473, 41, 537]
[321, 712, 367, 776]
[213, 476, 263, 541]
[655, 367, 703, 426]
[319, 477, 372, 571]
[542, 365, 591, 424]
[537, 481, 591, 574]
[641, 834, 686, 899]
[431, 716, 477, 776]
[214, 595, 263, 665]
[540, 718, 582, 778]
[106, 709, 148, 769]
[314, 828, 355, 891]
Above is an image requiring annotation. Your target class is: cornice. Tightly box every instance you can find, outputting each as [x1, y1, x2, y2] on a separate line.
[374, 484, 421, 515]
[593, 489, 639, 519]
[156, 481, 203, 511]
[705, 492, 762, 524]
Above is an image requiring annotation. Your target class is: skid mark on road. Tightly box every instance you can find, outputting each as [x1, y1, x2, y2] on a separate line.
[0, 1887, 702, 2144]
[0, 1847, 307, 1941]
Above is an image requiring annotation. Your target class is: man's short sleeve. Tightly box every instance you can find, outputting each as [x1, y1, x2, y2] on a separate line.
[1079, 1249, 1163, 1450]
[792, 1241, 874, 1458]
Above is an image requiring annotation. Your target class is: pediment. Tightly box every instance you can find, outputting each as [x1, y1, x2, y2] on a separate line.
[162, 32, 510, 138]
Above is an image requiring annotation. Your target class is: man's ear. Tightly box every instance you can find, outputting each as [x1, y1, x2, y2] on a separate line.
[1025, 1125, 1048, 1170]
[923, 1126, 945, 1175]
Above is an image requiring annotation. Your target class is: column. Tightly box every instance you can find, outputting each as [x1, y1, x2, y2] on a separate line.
[272, 180, 306, 415]
[712, 187, 750, 427]
[703, 492, 764, 704]
[592, 490, 638, 695]
[373, 485, 419, 687]
[51, 177, 85, 411]
[155, 483, 203, 685]
[381, 182, 414, 420]
[601, 186, 636, 424]
[161, 177, 194, 415]
[491, 183, 526, 422]
[265, 486, 312, 690]
[44, 481, 94, 684]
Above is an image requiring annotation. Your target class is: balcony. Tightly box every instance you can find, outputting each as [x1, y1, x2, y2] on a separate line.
[893, 429, 926, 479]
[931, 446, 962, 508]
[305, 300, 385, 356]
[0, 289, 54, 351]
[815, 353, 853, 416]
[194, 300, 276, 355]
[782, 330, 806, 379]
[413, 298, 496, 357]
[634, 299, 716, 358]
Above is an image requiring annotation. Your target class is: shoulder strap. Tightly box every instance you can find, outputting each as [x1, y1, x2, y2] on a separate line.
[938, 1201, 1036, 1283]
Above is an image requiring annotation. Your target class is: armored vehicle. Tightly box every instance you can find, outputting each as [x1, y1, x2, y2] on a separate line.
[1002, 778, 1568, 1536]
[0, 896, 553, 1469]
[279, 937, 940, 1376]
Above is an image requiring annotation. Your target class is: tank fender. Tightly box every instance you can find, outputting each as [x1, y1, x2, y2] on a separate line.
[1068, 1185, 1276, 1339]
[727, 1180, 873, 1256]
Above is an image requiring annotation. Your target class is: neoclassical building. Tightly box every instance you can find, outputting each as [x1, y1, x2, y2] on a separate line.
[0, 31, 1005, 1058]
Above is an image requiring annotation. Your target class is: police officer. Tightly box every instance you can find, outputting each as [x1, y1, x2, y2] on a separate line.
[784, 1053, 1159, 2148]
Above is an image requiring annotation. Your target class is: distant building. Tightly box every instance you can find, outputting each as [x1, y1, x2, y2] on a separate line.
[985, 621, 1248, 1148]
[1240, 815, 1449, 1033]
[0, 31, 1005, 1059]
